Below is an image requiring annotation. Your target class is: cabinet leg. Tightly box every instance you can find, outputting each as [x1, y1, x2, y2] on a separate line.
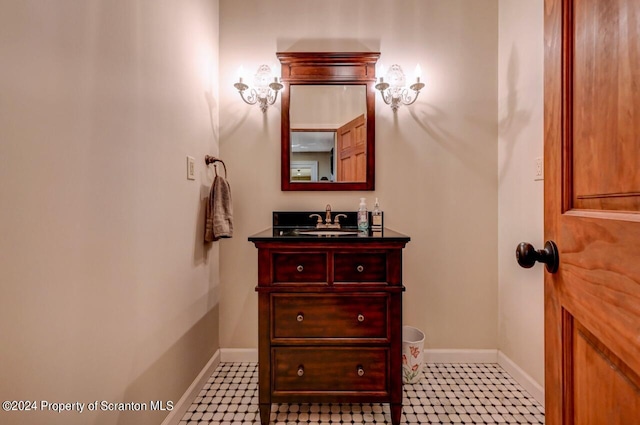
[259, 403, 271, 425]
[390, 403, 402, 425]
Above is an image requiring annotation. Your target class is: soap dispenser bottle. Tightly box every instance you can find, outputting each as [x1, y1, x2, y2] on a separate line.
[357, 198, 369, 232]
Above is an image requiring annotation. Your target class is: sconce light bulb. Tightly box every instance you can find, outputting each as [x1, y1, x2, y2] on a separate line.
[378, 63, 386, 82]
[415, 64, 422, 80]
[238, 65, 245, 82]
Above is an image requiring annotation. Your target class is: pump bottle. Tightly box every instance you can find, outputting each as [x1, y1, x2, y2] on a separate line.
[357, 198, 369, 232]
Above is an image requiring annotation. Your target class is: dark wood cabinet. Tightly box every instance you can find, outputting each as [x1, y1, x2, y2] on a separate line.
[249, 232, 409, 425]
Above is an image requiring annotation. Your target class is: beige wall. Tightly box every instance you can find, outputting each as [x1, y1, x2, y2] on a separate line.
[497, 0, 545, 385]
[219, 0, 499, 350]
[0, 1, 220, 424]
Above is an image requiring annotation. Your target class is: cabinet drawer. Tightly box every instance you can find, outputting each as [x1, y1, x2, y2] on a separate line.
[273, 253, 327, 283]
[273, 347, 388, 393]
[334, 253, 387, 282]
[272, 294, 388, 339]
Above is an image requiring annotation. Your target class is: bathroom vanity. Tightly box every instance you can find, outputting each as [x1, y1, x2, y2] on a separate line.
[249, 215, 409, 425]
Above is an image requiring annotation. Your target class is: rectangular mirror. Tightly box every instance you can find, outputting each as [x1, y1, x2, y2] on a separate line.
[278, 52, 379, 191]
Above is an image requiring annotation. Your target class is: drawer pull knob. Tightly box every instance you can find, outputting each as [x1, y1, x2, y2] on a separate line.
[296, 313, 304, 322]
[357, 314, 365, 322]
[356, 265, 364, 272]
[357, 366, 365, 377]
[297, 366, 304, 377]
[296, 265, 304, 272]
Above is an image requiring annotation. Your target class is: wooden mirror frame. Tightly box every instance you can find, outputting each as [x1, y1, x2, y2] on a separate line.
[278, 52, 380, 191]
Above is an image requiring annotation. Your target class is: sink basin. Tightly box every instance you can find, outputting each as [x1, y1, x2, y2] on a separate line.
[300, 229, 360, 236]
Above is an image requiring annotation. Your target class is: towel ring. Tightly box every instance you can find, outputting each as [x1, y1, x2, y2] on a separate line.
[205, 155, 227, 178]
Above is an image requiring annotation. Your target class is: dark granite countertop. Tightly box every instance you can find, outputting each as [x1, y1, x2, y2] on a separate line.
[248, 211, 410, 243]
[248, 227, 410, 243]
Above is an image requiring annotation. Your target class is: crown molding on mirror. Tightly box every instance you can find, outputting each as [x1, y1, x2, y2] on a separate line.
[278, 52, 380, 191]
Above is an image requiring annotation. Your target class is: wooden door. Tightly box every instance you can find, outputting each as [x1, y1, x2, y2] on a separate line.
[545, 0, 640, 423]
[336, 114, 366, 182]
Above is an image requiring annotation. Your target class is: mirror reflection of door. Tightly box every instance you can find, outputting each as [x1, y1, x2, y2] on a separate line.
[289, 85, 367, 183]
[337, 114, 366, 182]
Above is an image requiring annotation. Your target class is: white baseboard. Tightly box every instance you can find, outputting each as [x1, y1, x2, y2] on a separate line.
[497, 351, 545, 406]
[218, 348, 499, 365]
[424, 349, 498, 364]
[161, 349, 220, 425]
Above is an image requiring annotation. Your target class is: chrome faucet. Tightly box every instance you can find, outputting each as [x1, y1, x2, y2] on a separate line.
[309, 204, 347, 229]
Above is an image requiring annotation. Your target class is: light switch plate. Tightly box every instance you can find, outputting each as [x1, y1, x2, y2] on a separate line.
[187, 156, 195, 180]
[534, 157, 543, 181]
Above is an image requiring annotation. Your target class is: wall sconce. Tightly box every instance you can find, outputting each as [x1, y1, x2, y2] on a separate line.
[375, 64, 425, 112]
[234, 64, 283, 112]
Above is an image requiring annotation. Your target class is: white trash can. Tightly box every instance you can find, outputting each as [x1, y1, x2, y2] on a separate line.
[402, 325, 425, 384]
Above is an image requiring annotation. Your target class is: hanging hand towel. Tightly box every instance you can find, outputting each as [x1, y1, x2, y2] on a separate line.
[204, 174, 233, 242]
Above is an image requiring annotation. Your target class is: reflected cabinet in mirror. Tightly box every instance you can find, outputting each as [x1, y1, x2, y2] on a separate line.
[278, 52, 379, 191]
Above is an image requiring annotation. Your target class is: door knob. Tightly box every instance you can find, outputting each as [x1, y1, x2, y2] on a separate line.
[516, 241, 559, 273]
